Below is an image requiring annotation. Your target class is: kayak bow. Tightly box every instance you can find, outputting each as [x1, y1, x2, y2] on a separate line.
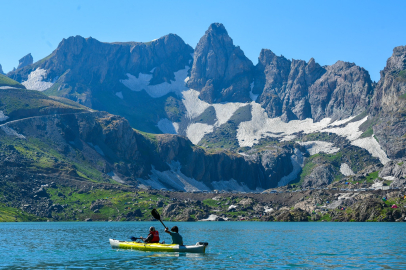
[109, 239, 208, 253]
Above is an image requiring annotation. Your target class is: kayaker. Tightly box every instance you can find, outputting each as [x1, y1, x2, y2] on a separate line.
[140, 226, 160, 243]
[165, 226, 183, 245]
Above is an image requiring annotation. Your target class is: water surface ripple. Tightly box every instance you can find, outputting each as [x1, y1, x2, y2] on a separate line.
[0, 222, 404, 269]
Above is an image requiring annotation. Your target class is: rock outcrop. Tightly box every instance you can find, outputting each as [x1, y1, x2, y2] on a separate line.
[370, 45, 406, 159]
[255, 49, 374, 122]
[17, 53, 33, 70]
[187, 23, 254, 103]
[0, 64, 4, 74]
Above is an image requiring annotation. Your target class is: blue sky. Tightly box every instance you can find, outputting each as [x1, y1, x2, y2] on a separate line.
[0, 0, 405, 81]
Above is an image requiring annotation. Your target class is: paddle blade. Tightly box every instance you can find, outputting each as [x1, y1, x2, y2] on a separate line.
[151, 209, 161, 220]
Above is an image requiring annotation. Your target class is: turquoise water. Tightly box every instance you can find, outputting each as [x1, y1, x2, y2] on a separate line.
[0, 222, 405, 269]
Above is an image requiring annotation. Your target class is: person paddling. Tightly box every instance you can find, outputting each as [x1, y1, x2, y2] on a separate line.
[165, 226, 183, 245]
[139, 226, 160, 243]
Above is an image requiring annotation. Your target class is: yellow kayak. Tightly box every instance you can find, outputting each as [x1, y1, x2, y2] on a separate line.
[109, 239, 208, 253]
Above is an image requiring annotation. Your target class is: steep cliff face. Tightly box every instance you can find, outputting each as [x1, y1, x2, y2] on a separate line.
[17, 53, 33, 70]
[370, 45, 406, 159]
[7, 34, 193, 133]
[187, 23, 254, 103]
[0, 64, 4, 75]
[255, 49, 373, 122]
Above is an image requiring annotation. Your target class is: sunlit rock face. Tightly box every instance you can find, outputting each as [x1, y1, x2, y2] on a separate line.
[187, 23, 254, 103]
[255, 49, 374, 122]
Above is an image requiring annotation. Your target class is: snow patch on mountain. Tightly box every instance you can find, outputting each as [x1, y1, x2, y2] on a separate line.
[0, 111, 9, 122]
[299, 141, 339, 155]
[212, 102, 246, 126]
[323, 117, 368, 141]
[237, 102, 332, 147]
[351, 136, 390, 164]
[157, 118, 179, 134]
[22, 68, 54, 91]
[340, 163, 354, 176]
[0, 125, 25, 139]
[107, 171, 125, 184]
[182, 89, 210, 119]
[249, 81, 258, 101]
[186, 123, 213, 144]
[138, 161, 210, 192]
[278, 148, 304, 187]
[120, 66, 189, 98]
[115, 92, 123, 99]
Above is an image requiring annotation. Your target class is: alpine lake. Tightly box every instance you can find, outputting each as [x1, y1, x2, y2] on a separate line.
[0, 221, 405, 269]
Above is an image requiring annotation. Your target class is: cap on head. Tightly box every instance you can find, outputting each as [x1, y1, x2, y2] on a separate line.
[149, 226, 155, 232]
[171, 226, 178, 233]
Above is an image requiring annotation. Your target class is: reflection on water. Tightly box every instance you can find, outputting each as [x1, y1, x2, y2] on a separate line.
[0, 222, 405, 269]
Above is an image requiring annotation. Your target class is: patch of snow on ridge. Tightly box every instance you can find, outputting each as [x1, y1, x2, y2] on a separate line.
[328, 116, 356, 127]
[0, 111, 9, 122]
[22, 68, 54, 91]
[0, 125, 25, 139]
[278, 148, 304, 187]
[351, 136, 390, 164]
[120, 66, 189, 98]
[212, 102, 246, 126]
[200, 214, 218, 221]
[107, 172, 125, 184]
[115, 92, 123, 99]
[340, 163, 354, 176]
[186, 123, 213, 144]
[299, 141, 339, 155]
[138, 161, 210, 192]
[323, 117, 368, 141]
[157, 118, 178, 134]
[182, 89, 210, 119]
[237, 102, 332, 147]
[249, 81, 258, 101]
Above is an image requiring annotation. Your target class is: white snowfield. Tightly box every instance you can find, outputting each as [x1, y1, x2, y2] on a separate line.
[0, 125, 25, 139]
[157, 118, 179, 134]
[186, 123, 213, 144]
[107, 171, 125, 184]
[340, 163, 355, 176]
[200, 214, 218, 221]
[137, 161, 211, 192]
[181, 89, 211, 119]
[277, 148, 304, 187]
[120, 66, 189, 98]
[115, 92, 123, 99]
[0, 111, 9, 122]
[351, 136, 390, 164]
[299, 141, 339, 155]
[22, 68, 54, 91]
[249, 81, 258, 101]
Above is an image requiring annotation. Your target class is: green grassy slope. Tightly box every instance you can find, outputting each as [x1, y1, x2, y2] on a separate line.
[0, 74, 25, 89]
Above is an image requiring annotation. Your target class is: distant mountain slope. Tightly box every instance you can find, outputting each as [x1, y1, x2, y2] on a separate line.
[4, 23, 403, 189]
[0, 74, 25, 89]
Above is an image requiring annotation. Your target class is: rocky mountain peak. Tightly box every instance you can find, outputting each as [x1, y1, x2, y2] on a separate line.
[381, 45, 406, 77]
[17, 53, 33, 70]
[207, 22, 227, 34]
[0, 64, 4, 74]
[187, 23, 253, 103]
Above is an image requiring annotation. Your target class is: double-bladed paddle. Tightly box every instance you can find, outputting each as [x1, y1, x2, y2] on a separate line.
[151, 208, 167, 229]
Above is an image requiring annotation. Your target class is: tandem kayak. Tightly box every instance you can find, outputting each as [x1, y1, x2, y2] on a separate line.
[109, 239, 209, 253]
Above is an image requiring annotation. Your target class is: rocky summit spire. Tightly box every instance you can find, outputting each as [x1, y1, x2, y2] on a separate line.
[17, 53, 33, 70]
[187, 23, 253, 103]
[0, 64, 4, 74]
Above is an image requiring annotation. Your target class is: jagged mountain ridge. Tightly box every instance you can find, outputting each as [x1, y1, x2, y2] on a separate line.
[0, 88, 291, 192]
[5, 23, 406, 190]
